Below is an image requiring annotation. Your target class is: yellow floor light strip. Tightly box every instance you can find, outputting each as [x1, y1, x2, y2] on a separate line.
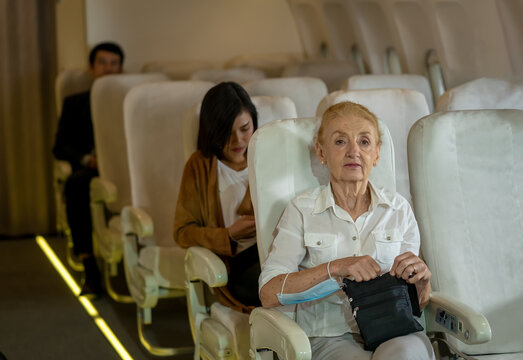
[36, 235, 133, 360]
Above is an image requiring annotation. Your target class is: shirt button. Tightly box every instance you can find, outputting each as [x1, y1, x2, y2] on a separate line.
[352, 236, 357, 241]
[316, 240, 321, 245]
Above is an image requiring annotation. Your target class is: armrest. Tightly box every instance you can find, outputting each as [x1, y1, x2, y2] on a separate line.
[425, 291, 491, 345]
[121, 206, 154, 238]
[185, 246, 227, 287]
[90, 177, 117, 203]
[249, 307, 311, 360]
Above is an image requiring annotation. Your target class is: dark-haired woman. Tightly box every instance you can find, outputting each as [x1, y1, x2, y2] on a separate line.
[174, 82, 261, 313]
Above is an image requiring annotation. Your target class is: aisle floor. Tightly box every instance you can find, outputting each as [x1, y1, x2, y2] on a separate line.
[0, 236, 193, 360]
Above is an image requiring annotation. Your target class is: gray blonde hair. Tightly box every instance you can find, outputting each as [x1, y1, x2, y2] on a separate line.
[317, 101, 382, 145]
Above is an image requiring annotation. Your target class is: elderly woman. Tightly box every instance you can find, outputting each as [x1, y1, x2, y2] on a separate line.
[174, 82, 261, 312]
[259, 101, 435, 359]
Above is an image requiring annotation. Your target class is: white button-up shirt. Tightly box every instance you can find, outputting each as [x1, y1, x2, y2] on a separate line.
[259, 181, 420, 337]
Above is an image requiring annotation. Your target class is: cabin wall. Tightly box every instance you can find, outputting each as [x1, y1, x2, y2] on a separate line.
[55, 0, 88, 71]
[288, 0, 522, 87]
[56, 0, 303, 73]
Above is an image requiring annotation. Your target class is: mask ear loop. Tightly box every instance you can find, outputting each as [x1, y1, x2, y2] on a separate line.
[327, 261, 333, 280]
[280, 272, 291, 295]
[281, 262, 333, 296]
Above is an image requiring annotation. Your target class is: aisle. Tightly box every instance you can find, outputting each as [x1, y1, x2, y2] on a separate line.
[0, 236, 193, 360]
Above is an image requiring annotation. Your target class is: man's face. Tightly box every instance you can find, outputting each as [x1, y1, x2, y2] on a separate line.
[90, 50, 122, 78]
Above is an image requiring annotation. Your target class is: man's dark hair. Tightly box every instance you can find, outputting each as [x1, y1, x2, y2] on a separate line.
[198, 82, 258, 159]
[89, 42, 125, 66]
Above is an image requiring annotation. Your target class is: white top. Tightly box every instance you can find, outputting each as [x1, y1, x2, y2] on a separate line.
[259, 181, 420, 337]
[217, 160, 256, 252]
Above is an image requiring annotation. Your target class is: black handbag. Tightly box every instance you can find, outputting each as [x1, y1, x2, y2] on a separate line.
[342, 273, 424, 351]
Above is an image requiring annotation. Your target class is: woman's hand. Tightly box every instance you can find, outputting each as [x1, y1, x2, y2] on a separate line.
[389, 251, 431, 284]
[390, 252, 431, 309]
[228, 215, 256, 240]
[332, 255, 381, 282]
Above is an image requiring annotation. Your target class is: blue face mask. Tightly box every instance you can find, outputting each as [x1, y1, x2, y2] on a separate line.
[277, 277, 341, 306]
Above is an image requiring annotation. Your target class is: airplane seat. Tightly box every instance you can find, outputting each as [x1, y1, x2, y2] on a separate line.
[408, 109, 523, 358]
[189, 67, 266, 84]
[182, 96, 297, 161]
[243, 77, 328, 118]
[343, 74, 434, 113]
[141, 60, 219, 80]
[89, 73, 169, 302]
[224, 53, 303, 78]
[121, 80, 214, 356]
[55, 69, 94, 117]
[436, 77, 523, 112]
[54, 68, 94, 271]
[316, 88, 430, 204]
[247, 116, 396, 359]
[183, 95, 298, 360]
[281, 60, 360, 93]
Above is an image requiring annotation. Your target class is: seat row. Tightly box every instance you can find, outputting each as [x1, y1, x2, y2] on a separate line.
[53, 72, 523, 359]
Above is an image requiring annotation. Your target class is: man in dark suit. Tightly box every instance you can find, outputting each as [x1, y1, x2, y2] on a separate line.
[53, 42, 124, 295]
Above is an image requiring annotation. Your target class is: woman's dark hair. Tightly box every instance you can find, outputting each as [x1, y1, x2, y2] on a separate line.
[198, 82, 258, 159]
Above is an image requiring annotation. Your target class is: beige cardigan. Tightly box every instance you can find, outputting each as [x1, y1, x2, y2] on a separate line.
[174, 150, 255, 313]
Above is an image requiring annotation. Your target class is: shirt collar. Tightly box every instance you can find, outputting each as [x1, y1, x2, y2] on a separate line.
[312, 180, 396, 216]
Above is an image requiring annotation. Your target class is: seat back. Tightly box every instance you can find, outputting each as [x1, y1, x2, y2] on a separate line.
[124, 81, 214, 247]
[249, 118, 396, 264]
[243, 77, 328, 118]
[90, 73, 169, 213]
[55, 69, 93, 116]
[408, 110, 523, 355]
[183, 96, 297, 161]
[344, 74, 434, 113]
[141, 60, 218, 80]
[282, 61, 360, 93]
[189, 67, 266, 83]
[436, 77, 523, 112]
[316, 89, 429, 203]
[224, 53, 303, 78]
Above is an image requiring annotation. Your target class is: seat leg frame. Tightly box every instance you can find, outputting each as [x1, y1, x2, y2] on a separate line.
[137, 306, 194, 357]
[104, 261, 134, 303]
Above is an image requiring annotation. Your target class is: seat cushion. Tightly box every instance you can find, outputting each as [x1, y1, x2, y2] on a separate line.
[200, 317, 235, 360]
[408, 110, 523, 354]
[98, 215, 123, 263]
[108, 215, 121, 233]
[436, 77, 523, 111]
[138, 245, 185, 289]
[210, 302, 251, 360]
[344, 74, 434, 112]
[316, 88, 429, 203]
[243, 77, 328, 117]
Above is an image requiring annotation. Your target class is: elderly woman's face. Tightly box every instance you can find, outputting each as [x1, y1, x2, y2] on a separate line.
[316, 115, 381, 184]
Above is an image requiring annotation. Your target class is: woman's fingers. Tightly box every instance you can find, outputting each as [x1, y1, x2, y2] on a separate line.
[351, 256, 380, 282]
[390, 253, 431, 283]
[390, 251, 413, 275]
[229, 215, 256, 239]
[390, 252, 418, 277]
[407, 267, 430, 284]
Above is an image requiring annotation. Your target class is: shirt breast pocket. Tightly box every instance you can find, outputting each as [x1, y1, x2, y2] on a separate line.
[304, 233, 337, 266]
[372, 228, 403, 265]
